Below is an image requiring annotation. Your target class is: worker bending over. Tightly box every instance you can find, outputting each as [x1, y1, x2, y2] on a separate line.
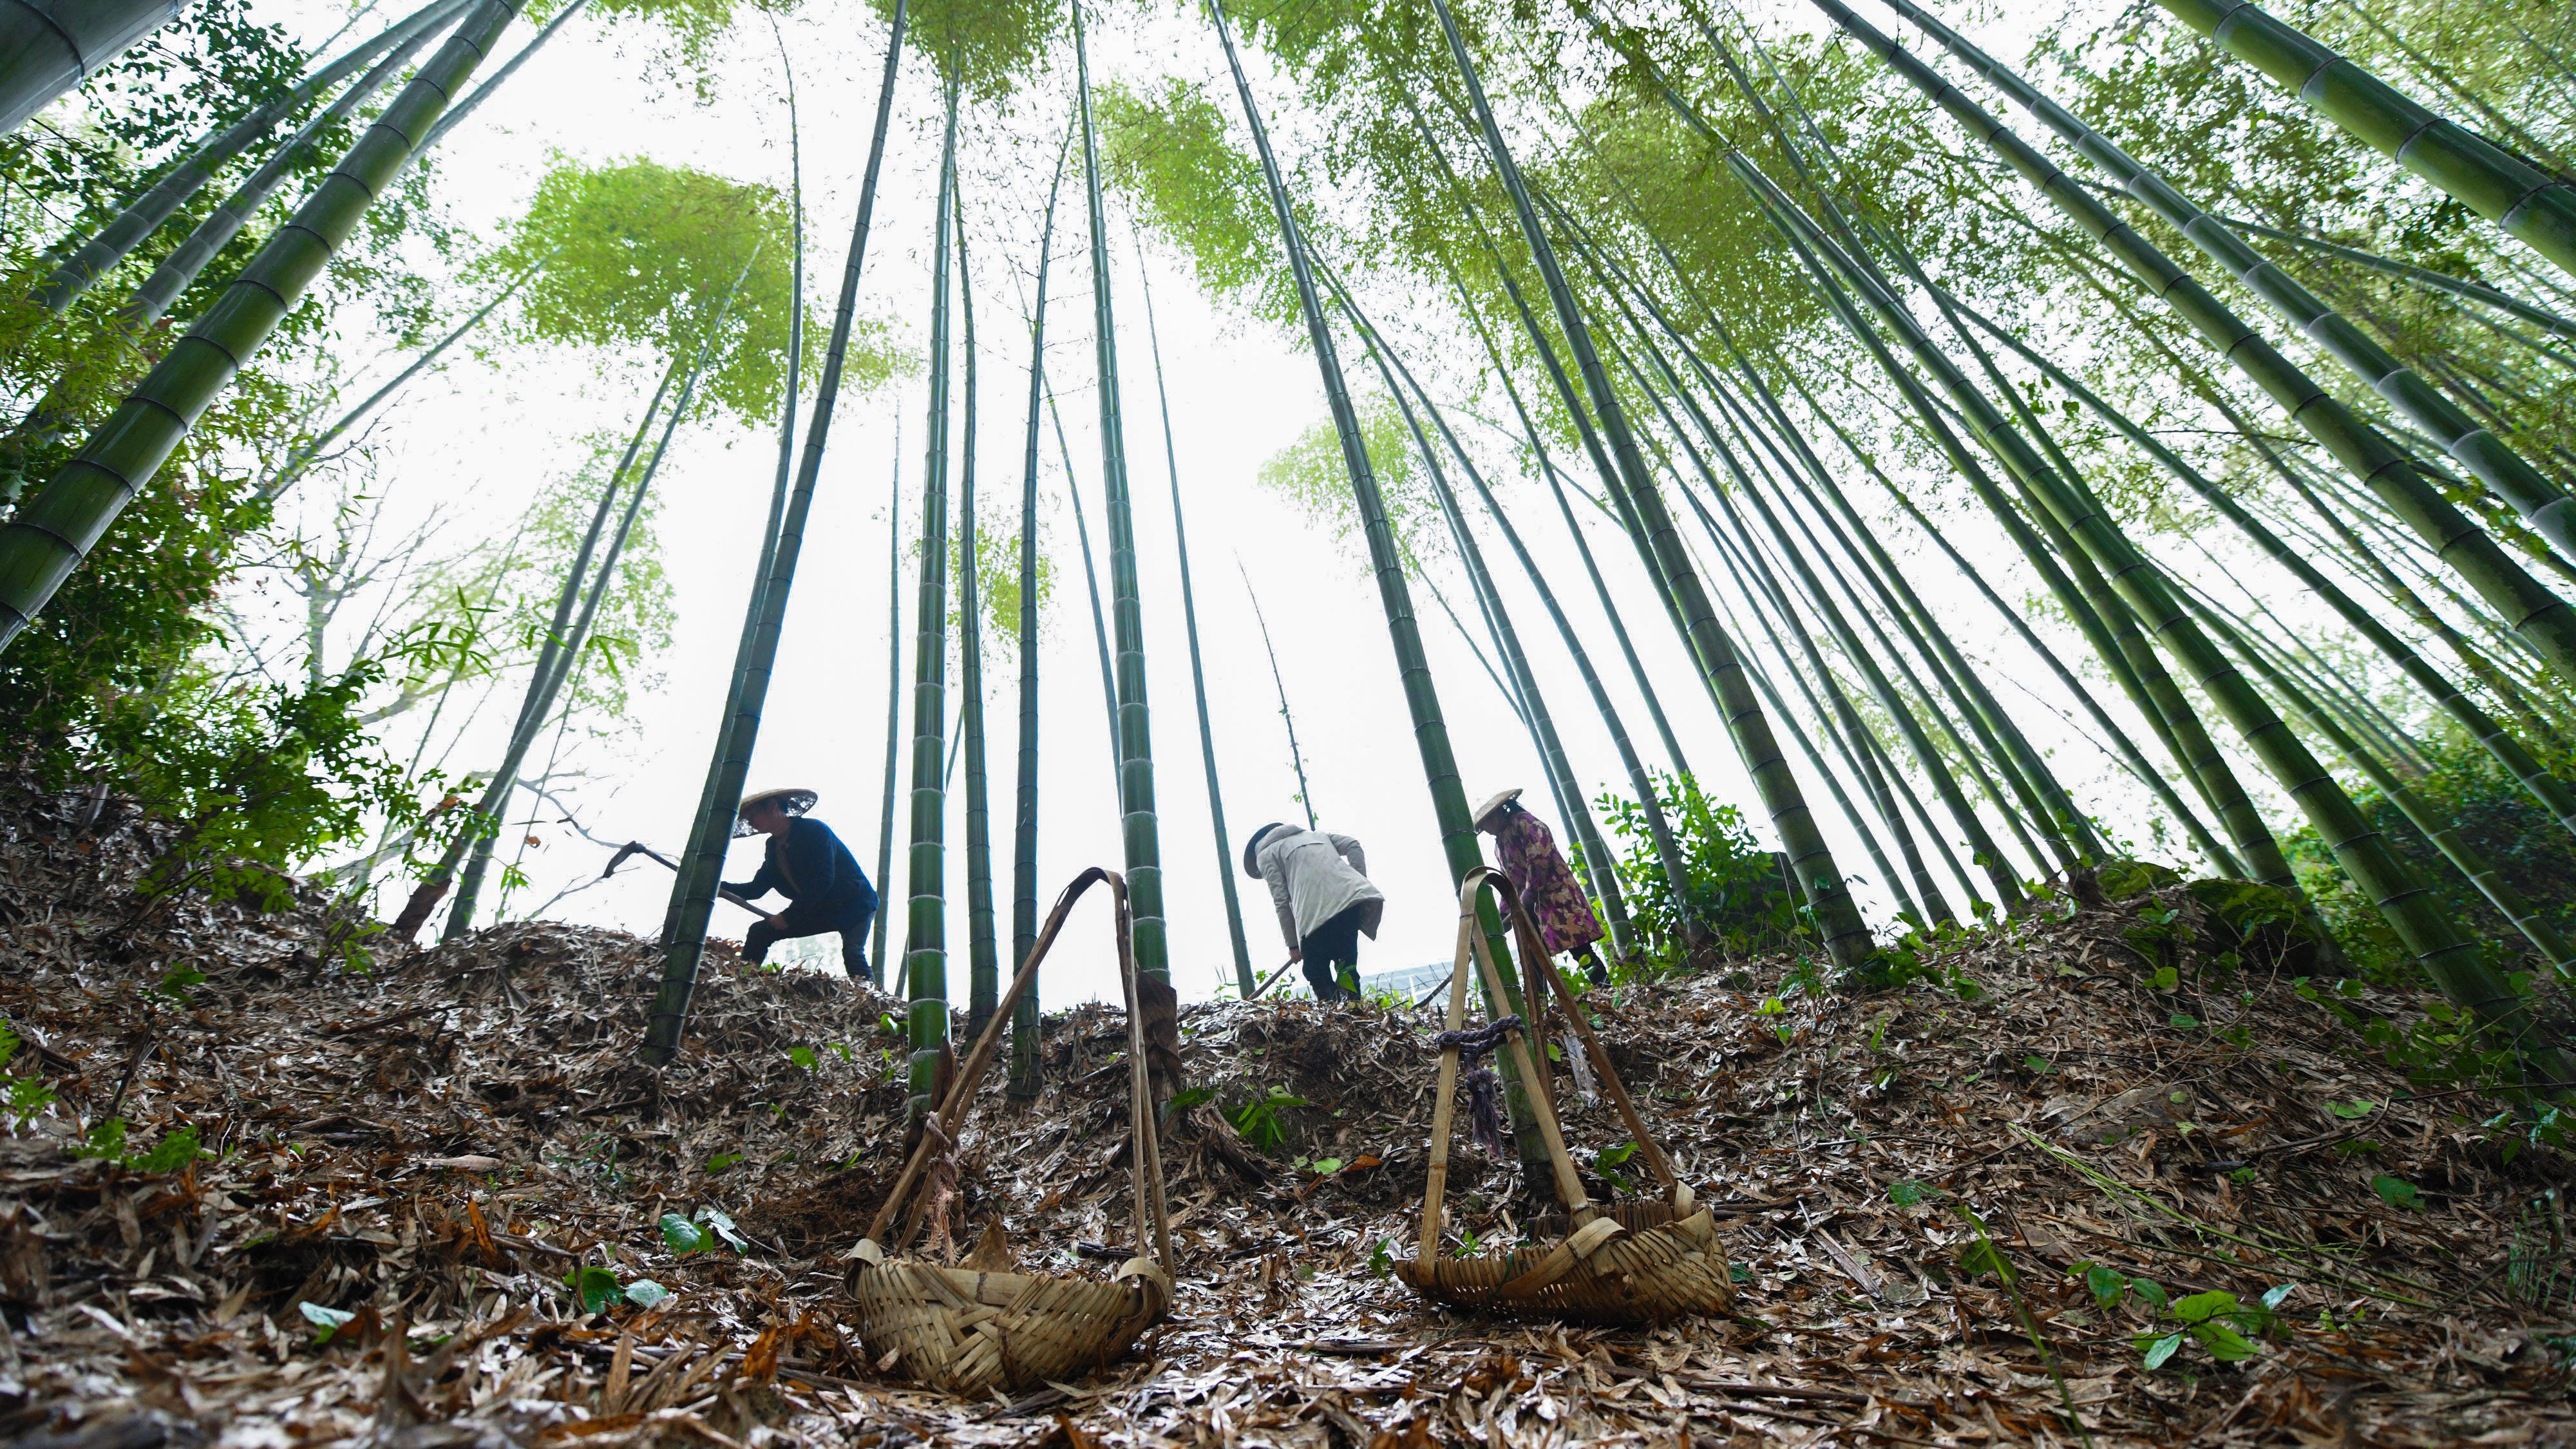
[1244, 821, 1382, 1003]
[726, 788, 879, 982]
[1475, 788, 1611, 987]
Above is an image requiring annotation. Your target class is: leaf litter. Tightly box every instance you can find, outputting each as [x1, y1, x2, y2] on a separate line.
[0, 780, 2570, 1445]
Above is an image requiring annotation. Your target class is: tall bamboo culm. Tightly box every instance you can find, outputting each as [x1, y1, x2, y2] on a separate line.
[1814, 2, 2576, 699]
[2151, 0, 2576, 287]
[956, 185, 1001, 1044]
[1204, 0, 1553, 1180]
[1135, 238, 1259, 999]
[640, 0, 907, 1064]
[875, 422, 902, 988]
[1866, 0, 2576, 567]
[1009, 135, 1071, 1100]
[0, 0, 528, 656]
[900, 78, 962, 1120]
[1744, 158, 2557, 1069]
[1072, 0, 1171, 992]
[1422, 0, 1875, 969]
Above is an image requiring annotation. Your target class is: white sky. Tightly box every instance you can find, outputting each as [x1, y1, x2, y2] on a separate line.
[223, 0, 2217, 1014]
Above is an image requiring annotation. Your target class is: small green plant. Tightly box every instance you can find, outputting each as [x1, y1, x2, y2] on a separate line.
[1229, 1086, 1307, 1154]
[153, 965, 207, 1005]
[564, 1265, 625, 1314]
[659, 1213, 709, 1255]
[73, 1118, 128, 1160]
[1887, 1179, 1930, 1208]
[1454, 1227, 1484, 1258]
[2076, 1262, 2290, 1371]
[696, 1206, 748, 1251]
[788, 1046, 817, 1072]
[2372, 1175, 2421, 1211]
[825, 1042, 855, 1063]
[1368, 1238, 1394, 1278]
[1298, 1156, 1343, 1176]
[2138, 1291, 2278, 1370]
[0, 1025, 55, 1130]
[6, 1074, 55, 1129]
[299, 1301, 358, 1345]
[129, 1124, 207, 1175]
[1595, 1141, 1638, 1194]
[704, 1151, 744, 1175]
[1161, 1085, 1216, 1121]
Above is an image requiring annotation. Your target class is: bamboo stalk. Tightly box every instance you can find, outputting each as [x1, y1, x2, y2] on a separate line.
[2153, 0, 2576, 284]
[640, 0, 908, 1064]
[1421, 0, 1874, 967]
[1135, 234, 1258, 999]
[1009, 132, 1070, 1100]
[0, 0, 529, 654]
[1867, 0, 2576, 574]
[1071, 0, 1169, 987]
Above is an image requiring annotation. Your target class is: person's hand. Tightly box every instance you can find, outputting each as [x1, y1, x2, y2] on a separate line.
[1287, 947, 1302, 963]
[766, 913, 788, 931]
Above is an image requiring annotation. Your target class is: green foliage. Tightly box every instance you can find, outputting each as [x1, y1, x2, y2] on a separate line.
[129, 1124, 208, 1175]
[1, 1023, 55, 1131]
[111, 652, 428, 913]
[1230, 1086, 1307, 1154]
[1256, 394, 1447, 573]
[696, 1206, 748, 1251]
[2285, 732, 2576, 983]
[576, 0, 801, 93]
[488, 156, 877, 424]
[942, 506, 1052, 647]
[69, 1119, 205, 1173]
[870, 0, 1058, 100]
[1097, 79, 1295, 325]
[2074, 1262, 2288, 1371]
[1596, 770, 1799, 960]
[563, 1264, 626, 1314]
[659, 1212, 710, 1254]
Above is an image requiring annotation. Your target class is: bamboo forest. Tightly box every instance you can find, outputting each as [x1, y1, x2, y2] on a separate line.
[14, 0, 2576, 1439]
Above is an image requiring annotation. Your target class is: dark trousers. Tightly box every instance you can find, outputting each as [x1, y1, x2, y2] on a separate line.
[744, 894, 876, 980]
[1299, 902, 1369, 1002]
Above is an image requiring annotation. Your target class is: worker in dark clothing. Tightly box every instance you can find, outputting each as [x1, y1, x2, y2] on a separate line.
[724, 788, 878, 982]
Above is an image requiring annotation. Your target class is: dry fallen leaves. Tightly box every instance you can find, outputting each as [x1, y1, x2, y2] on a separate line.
[0, 779, 2568, 1445]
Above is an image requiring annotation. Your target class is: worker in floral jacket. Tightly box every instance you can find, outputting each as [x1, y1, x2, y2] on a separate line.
[1473, 788, 1611, 987]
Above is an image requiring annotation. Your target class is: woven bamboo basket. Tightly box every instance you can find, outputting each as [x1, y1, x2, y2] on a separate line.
[844, 868, 1174, 1397]
[1394, 868, 1735, 1326]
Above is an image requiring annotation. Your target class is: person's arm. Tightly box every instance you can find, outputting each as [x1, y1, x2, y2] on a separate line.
[724, 845, 782, 902]
[1266, 862, 1298, 952]
[1329, 832, 1367, 877]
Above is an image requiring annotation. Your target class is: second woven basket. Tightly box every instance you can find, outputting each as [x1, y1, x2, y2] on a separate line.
[844, 867, 1174, 1397]
[1395, 867, 1736, 1326]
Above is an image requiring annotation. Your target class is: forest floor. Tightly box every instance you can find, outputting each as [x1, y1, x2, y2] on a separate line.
[1, 781, 2573, 1448]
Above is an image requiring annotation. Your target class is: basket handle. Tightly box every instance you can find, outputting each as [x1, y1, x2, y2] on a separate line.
[1417, 868, 1596, 1253]
[1518, 927, 1690, 1209]
[860, 867, 1172, 1283]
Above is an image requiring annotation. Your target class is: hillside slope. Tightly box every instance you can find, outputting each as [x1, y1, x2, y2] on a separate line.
[0, 780, 2568, 1446]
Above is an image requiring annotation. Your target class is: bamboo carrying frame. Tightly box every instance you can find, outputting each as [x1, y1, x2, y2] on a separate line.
[844, 867, 1175, 1397]
[1396, 868, 1735, 1325]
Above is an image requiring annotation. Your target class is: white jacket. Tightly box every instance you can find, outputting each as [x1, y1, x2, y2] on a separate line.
[1256, 828, 1384, 949]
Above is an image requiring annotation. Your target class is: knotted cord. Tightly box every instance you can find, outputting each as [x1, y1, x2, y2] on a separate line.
[1434, 1015, 1523, 1158]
